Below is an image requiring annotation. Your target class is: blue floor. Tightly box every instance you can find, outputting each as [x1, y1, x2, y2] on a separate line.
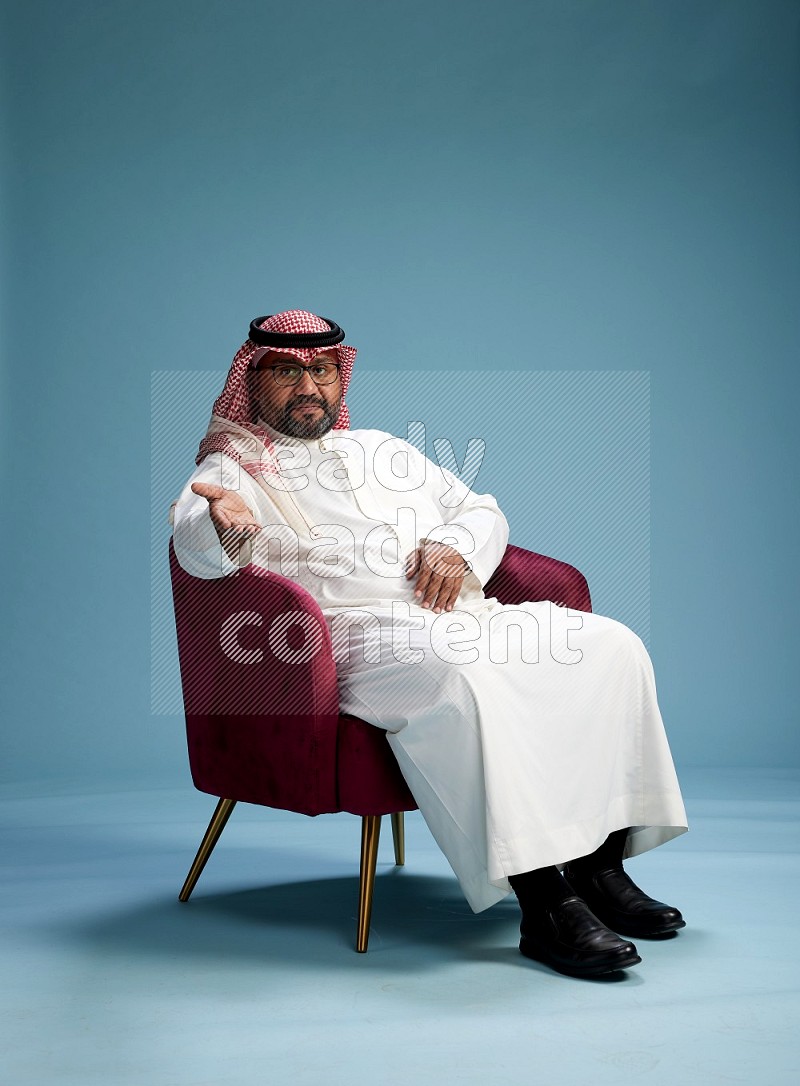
[1, 768, 797, 1085]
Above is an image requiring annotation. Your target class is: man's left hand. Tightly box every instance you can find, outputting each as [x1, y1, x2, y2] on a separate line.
[405, 540, 470, 613]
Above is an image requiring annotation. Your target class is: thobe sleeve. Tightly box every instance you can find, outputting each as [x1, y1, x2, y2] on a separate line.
[170, 451, 266, 579]
[398, 439, 510, 593]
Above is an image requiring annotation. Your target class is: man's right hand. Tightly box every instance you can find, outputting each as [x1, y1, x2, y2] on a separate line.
[191, 482, 262, 562]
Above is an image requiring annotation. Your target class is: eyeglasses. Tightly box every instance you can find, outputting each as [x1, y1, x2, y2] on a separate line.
[260, 361, 341, 387]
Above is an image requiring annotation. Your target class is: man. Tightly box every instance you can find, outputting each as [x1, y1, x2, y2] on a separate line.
[172, 309, 689, 979]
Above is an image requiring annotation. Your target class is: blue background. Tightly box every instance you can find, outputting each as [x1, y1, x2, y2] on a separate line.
[2, 0, 798, 783]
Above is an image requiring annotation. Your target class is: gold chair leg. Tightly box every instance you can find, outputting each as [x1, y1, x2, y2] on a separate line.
[390, 811, 405, 866]
[356, 815, 382, 952]
[179, 797, 237, 902]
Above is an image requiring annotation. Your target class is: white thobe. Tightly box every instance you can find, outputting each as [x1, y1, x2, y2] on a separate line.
[172, 420, 688, 912]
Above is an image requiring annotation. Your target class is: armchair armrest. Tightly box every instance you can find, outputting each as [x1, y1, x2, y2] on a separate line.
[169, 540, 341, 813]
[484, 543, 592, 612]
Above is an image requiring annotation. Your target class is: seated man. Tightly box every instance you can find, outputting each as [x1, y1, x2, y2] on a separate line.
[172, 308, 688, 979]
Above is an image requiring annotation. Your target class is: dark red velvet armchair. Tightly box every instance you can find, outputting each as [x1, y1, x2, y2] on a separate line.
[169, 538, 591, 951]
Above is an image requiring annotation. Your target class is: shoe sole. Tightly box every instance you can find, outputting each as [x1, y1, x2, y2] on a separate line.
[612, 917, 686, 937]
[519, 937, 642, 978]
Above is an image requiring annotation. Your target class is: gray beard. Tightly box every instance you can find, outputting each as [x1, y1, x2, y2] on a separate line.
[273, 396, 341, 439]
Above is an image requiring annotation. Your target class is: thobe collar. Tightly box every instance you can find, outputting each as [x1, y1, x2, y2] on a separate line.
[255, 417, 418, 564]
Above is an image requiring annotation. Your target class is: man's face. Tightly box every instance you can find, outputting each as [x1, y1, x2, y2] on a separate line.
[250, 350, 342, 439]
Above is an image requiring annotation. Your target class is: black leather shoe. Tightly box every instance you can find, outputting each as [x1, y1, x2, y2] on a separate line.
[519, 895, 642, 978]
[562, 864, 685, 937]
